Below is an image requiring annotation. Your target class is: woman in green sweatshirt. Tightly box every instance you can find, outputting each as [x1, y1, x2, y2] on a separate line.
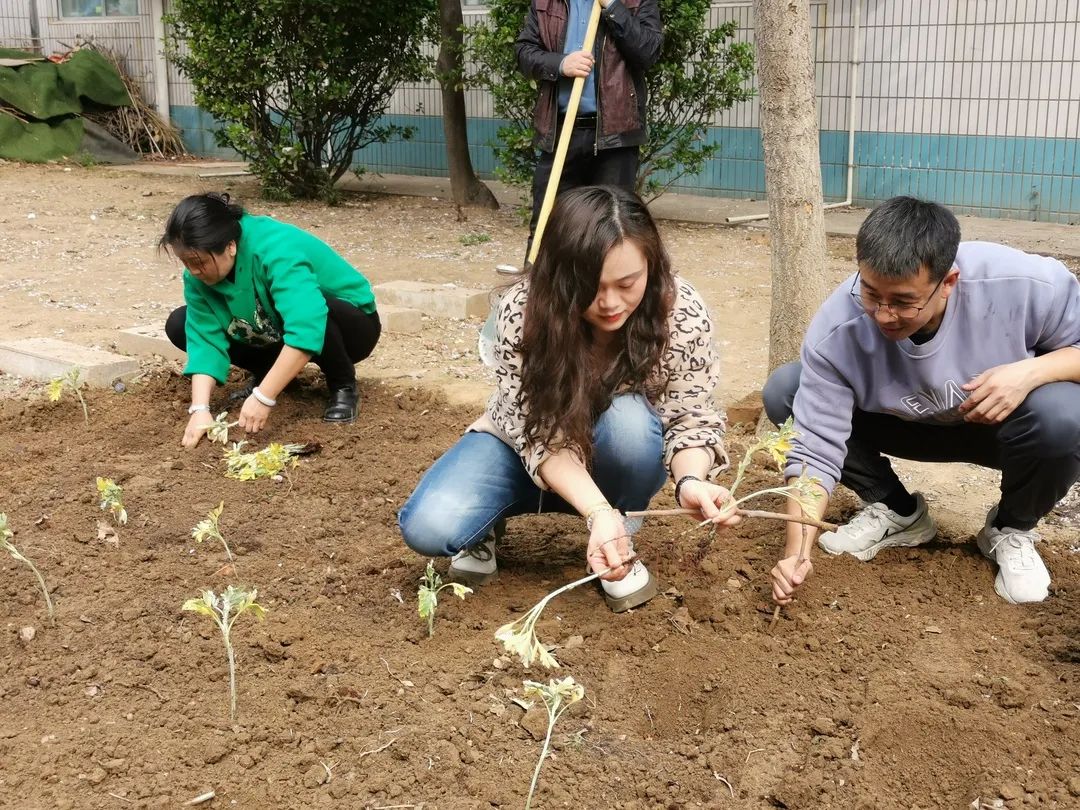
[161, 193, 380, 446]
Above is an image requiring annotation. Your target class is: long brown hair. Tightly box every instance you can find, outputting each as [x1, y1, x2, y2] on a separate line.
[519, 185, 676, 466]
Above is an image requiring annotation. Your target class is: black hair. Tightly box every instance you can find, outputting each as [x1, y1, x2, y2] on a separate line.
[159, 193, 245, 255]
[855, 196, 961, 282]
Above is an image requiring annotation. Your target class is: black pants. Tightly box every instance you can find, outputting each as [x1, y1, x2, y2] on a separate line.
[762, 361, 1080, 531]
[526, 118, 639, 261]
[165, 296, 381, 391]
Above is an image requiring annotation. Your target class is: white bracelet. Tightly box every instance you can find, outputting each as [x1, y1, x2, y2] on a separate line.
[187, 403, 210, 415]
[251, 386, 277, 407]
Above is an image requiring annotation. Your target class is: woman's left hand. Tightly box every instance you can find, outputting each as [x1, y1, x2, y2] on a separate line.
[238, 395, 272, 434]
[678, 480, 741, 527]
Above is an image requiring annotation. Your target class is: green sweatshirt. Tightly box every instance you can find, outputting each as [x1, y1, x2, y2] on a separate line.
[182, 214, 376, 383]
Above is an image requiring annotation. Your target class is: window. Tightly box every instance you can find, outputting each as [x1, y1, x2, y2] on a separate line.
[61, 0, 138, 17]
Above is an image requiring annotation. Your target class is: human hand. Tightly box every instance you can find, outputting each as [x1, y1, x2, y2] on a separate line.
[561, 50, 594, 78]
[238, 395, 272, 434]
[677, 480, 742, 527]
[770, 554, 813, 605]
[959, 360, 1036, 424]
[182, 410, 215, 449]
[586, 510, 633, 582]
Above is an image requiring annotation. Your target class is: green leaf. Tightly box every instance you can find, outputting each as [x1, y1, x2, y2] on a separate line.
[417, 586, 437, 620]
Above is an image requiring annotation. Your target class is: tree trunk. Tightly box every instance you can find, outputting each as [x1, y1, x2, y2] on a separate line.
[753, 0, 828, 373]
[437, 0, 498, 210]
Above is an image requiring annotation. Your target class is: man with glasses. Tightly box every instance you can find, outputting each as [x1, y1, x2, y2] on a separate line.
[762, 196, 1080, 605]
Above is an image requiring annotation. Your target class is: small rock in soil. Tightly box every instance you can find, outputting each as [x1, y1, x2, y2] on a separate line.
[519, 707, 550, 741]
[810, 717, 837, 736]
[1068, 776, 1080, 797]
[18, 626, 35, 644]
[999, 782, 1024, 801]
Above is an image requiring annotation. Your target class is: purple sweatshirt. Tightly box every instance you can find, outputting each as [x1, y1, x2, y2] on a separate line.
[786, 241, 1080, 492]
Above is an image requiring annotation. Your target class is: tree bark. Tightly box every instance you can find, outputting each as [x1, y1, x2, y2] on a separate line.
[437, 0, 498, 210]
[753, 0, 829, 372]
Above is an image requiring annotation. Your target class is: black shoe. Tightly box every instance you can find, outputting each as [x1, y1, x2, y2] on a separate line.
[323, 384, 359, 423]
[228, 378, 257, 403]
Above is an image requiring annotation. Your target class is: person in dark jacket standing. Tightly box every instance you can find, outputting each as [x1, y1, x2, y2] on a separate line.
[513, 0, 663, 267]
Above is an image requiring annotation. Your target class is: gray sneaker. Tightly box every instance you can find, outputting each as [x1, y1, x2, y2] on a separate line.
[976, 509, 1050, 604]
[818, 493, 937, 561]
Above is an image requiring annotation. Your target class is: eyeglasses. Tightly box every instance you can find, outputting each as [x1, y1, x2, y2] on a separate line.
[850, 274, 945, 320]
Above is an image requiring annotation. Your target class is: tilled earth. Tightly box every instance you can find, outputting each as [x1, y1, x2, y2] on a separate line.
[0, 375, 1077, 809]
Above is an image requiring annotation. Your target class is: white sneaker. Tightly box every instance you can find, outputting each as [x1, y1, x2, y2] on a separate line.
[448, 521, 504, 586]
[818, 493, 937, 561]
[599, 539, 658, 613]
[976, 511, 1051, 604]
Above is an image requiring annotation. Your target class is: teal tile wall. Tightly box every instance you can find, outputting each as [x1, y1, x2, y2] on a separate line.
[171, 106, 1080, 224]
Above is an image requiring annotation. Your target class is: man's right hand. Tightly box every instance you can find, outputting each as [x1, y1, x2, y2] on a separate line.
[770, 555, 814, 605]
[182, 410, 215, 449]
[560, 50, 595, 78]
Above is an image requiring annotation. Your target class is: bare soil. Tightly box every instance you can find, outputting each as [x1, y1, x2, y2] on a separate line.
[0, 163, 1078, 809]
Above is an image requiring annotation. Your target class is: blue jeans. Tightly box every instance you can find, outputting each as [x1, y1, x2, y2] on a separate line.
[399, 394, 669, 557]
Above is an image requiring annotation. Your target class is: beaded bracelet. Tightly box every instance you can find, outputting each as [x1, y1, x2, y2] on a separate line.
[674, 474, 702, 507]
[584, 503, 615, 532]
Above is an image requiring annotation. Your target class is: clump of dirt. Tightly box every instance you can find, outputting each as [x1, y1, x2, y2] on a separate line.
[0, 372, 1077, 809]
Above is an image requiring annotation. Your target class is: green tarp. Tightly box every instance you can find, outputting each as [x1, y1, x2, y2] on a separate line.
[0, 48, 132, 162]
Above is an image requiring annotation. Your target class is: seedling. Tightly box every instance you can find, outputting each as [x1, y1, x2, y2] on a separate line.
[521, 677, 584, 810]
[192, 502, 233, 561]
[181, 585, 267, 721]
[96, 477, 128, 526]
[0, 513, 54, 624]
[495, 558, 631, 669]
[201, 412, 239, 445]
[223, 441, 305, 481]
[459, 232, 492, 246]
[48, 368, 88, 424]
[417, 560, 472, 637]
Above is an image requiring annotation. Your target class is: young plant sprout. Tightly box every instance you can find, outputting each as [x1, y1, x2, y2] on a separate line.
[202, 412, 239, 445]
[181, 585, 267, 722]
[417, 559, 472, 638]
[48, 368, 88, 424]
[495, 557, 631, 669]
[1, 513, 55, 624]
[191, 501, 233, 561]
[223, 441, 306, 481]
[521, 677, 585, 810]
[95, 477, 128, 526]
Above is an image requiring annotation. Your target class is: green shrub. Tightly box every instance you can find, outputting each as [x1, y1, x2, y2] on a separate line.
[165, 0, 434, 202]
[468, 0, 754, 201]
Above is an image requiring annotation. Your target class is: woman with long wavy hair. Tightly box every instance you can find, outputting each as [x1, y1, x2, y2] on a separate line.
[399, 186, 736, 612]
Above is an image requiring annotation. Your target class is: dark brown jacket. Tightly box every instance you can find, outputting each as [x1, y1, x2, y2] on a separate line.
[515, 0, 663, 153]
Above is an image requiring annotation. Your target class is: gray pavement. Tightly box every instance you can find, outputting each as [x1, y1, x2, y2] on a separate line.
[110, 161, 1080, 261]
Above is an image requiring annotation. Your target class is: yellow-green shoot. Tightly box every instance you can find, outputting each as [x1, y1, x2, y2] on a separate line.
[182, 585, 267, 722]
[48, 368, 88, 424]
[1, 513, 54, 624]
[95, 477, 127, 526]
[522, 677, 585, 810]
[495, 564, 621, 669]
[417, 560, 472, 638]
[223, 441, 305, 481]
[192, 502, 233, 561]
[709, 417, 823, 525]
[201, 412, 239, 446]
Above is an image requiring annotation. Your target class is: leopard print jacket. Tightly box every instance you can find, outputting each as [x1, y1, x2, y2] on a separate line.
[469, 276, 729, 488]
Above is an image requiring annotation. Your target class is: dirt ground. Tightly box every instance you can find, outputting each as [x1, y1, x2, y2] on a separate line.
[0, 163, 1078, 809]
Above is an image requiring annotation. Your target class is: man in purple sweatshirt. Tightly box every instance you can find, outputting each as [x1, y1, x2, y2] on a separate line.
[763, 196, 1080, 605]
